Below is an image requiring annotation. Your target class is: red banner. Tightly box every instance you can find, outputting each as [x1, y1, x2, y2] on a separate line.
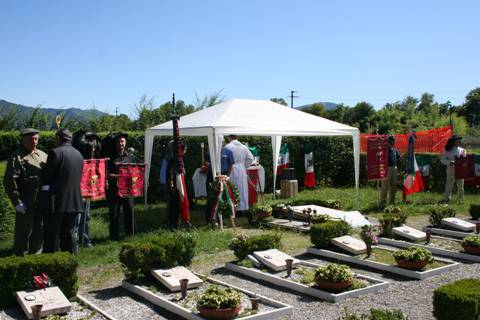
[360, 126, 452, 154]
[81, 159, 107, 201]
[117, 163, 146, 198]
[455, 155, 475, 179]
[367, 137, 388, 180]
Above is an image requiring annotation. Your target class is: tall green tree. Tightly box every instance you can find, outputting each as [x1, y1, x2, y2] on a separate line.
[460, 87, 480, 127]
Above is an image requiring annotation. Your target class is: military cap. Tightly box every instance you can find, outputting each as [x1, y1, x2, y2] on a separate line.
[20, 128, 40, 136]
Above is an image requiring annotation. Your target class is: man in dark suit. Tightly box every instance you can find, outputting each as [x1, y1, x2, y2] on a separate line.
[41, 129, 84, 253]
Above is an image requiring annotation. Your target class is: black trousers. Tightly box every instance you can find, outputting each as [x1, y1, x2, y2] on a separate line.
[108, 196, 134, 240]
[43, 212, 77, 254]
[167, 189, 179, 229]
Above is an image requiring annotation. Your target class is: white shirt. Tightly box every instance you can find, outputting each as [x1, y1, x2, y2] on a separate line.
[441, 146, 466, 166]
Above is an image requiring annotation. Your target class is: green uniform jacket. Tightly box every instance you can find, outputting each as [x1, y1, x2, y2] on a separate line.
[3, 146, 48, 207]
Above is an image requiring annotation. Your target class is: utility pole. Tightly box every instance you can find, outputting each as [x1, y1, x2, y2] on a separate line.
[115, 107, 118, 117]
[290, 90, 299, 109]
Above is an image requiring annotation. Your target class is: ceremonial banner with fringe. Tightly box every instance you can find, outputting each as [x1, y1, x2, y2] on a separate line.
[367, 136, 388, 180]
[117, 163, 146, 198]
[80, 159, 106, 200]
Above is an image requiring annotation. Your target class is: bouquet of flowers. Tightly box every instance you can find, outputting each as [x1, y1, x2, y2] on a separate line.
[33, 273, 51, 289]
[360, 225, 378, 246]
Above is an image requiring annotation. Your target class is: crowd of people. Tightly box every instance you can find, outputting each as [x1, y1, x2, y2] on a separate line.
[3, 128, 137, 256]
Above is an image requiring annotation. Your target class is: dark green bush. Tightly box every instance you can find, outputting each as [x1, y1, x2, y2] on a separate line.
[433, 278, 480, 320]
[379, 206, 407, 237]
[338, 308, 407, 320]
[0, 252, 78, 307]
[429, 204, 456, 227]
[119, 231, 196, 279]
[229, 233, 282, 260]
[469, 204, 480, 220]
[0, 173, 15, 236]
[310, 220, 351, 248]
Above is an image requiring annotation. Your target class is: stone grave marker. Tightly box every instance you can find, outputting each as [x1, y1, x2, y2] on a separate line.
[16, 286, 71, 319]
[331, 235, 367, 255]
[441, 217, 476, 232]
[393, 225, 427, 241]
[151, 266, 203, 292]
[253, 249, 300, 271]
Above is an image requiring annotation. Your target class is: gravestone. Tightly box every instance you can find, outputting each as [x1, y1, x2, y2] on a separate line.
[393, 225, 427, 241]
[253, 249, 300, 271]
[441, 217, 476, 232]
[151, 266, 203, 292]
[331, 235, 367, 255]
[16, 286, 71, 319]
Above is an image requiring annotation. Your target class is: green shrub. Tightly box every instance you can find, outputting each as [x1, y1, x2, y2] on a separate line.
[469, 204, 480, 220]
[337, 308, 407, 320]
[197, 285, 241, 309]
[392, 247, 433, 262]
[0, 178, 15, 236]
[429, 204, 456, 227]
[119, 231, 196, 279]
[314, 263, 353, 283]
[379, 206, 407, 237]
[433, 279, 480, 320]
[462, 236, 480, 248]
[251, 204, 273, 219]
[310, 220, 351, 248]
[0, 252, 78, 307]
[228, 233, 281, 260]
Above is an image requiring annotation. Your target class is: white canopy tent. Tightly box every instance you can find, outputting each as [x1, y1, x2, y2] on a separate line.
[144, 98, 360, 205]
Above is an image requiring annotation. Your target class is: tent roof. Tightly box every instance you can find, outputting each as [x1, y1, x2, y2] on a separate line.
[146, 98, 358, 137]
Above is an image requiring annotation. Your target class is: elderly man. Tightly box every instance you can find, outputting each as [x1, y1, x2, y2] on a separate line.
[379, 135, 401, 209]
[42, 129, 84, 253]
[4, 128, 47, 255]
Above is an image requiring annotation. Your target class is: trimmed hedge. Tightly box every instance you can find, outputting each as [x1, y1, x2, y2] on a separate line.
[0, 252, 78, 307]
[119, 231, 196, 279]
[433, 278, 480, 320]
[379, 206, 407, 238]
[310, 220, 351, 248]
[229, 233, 282, 260]
[429, 204, 456, 227]
[0, 161, 15, 235]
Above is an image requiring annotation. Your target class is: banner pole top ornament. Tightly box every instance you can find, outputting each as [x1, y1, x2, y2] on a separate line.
[55, 115, 62, 129]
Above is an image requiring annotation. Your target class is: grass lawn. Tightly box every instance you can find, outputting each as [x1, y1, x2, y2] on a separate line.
[0, 186, 478, 291]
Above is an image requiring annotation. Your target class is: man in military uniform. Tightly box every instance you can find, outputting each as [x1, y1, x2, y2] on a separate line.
[3, 128, 47, 255]
[106, 133, 136, 240]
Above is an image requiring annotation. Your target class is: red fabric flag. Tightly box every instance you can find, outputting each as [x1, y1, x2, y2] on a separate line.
[81, 159, 107, 201]
[117, 163, 146, 198]
[367, 137, 388, 180]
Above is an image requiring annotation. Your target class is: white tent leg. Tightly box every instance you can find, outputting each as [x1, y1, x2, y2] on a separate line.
[352, 132, 360, 209]
[271, 135, 282, 199]
[144, 133, 154, 205]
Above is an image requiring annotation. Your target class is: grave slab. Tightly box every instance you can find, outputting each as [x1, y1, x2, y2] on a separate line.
[16, 286, 71, 319]
[291, 205, 371, 228]
[442, 218, 476, 232]
[331, 235, 367, 255]
[393, 225, 427, 241]
[151, 266, 203, 291]
[264, 218, 310, 232]
[253, 249, 300, 271]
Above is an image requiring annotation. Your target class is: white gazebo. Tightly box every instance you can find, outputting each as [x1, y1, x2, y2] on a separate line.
[144, 98, 360, 204]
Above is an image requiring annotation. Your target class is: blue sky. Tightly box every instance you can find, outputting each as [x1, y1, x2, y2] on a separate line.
[1, 1, 479, 116]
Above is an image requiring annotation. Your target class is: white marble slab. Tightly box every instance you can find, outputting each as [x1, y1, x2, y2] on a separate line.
[393, 225, 427, 241]
[253, 249, 300, 272]
[151, 266, 203, 292]
[331, 235, 367, 255]
[16, 286, 71, 319]
[291, 205, 371, 228]
[441, 217, 476, 232]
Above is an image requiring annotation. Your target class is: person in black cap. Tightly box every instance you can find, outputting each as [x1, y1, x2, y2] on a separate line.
[379, 135, 401, 209]
[41, 129, 84, 253]
[3, 128, 47, 255]
[441, 134, 466, 202]
[106, 132, 136, 240]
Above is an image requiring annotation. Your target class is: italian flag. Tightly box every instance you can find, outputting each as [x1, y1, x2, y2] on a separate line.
[276, 144, 289, 176]
[249, 146, 260, 164]
[403, 132, 424, 196]
[304, 143, 316, 188]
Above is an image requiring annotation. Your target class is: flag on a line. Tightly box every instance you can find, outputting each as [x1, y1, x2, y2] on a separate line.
[304, 143, 316, 188]
[276, 144, 289, 176]
[403, 132, 424, 196]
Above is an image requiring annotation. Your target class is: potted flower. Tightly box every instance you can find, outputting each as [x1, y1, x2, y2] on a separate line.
[197, 285, 241, 319]
[314, 263, 353, 292]
[392, 247, 433, 270]
[252, 204, 273, 219]
[462, 236, 480, 255]
[360, 225, 378, 257]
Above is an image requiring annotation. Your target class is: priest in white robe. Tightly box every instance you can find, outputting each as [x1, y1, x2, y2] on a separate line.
[225, 135, 254, 213]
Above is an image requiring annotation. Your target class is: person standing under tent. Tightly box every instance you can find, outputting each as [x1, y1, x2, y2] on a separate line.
[379, 135, 401, 209]
[441, 135, 466, 203]
[225, 135, 254, 219]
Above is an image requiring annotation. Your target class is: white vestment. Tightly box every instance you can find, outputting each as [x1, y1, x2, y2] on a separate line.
[192, 168, 208, 198]
[225, 140, 254, 211]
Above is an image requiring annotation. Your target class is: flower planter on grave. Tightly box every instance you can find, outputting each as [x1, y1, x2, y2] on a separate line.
[314, 280, 352, 292]
[395, 259, 428, 271]
[462, 245, 480, 255]
[198, 305, 241, 320]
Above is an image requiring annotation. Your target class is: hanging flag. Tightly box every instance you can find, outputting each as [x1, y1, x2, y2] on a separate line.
[276, 144, 289, 176]
[117, 163, 146, 198]
[367, 137, 388, 180]
[304, 143, 316, 188]
[249, 146, 260, 163]
[403, 132, 424, 196]
[81, 159, 107, 201]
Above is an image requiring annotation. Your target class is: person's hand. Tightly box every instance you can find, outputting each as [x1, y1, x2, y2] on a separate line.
[15, 202, 26, 214]
[450, 160, 455, 166]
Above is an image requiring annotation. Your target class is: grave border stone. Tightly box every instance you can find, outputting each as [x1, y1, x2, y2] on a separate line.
[307, 246, 460, 280]
[423, 226, 475, 239]
[378, 237, 480, 263]
[122, 274, 293, 320]
[225, 261, 388, 303]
